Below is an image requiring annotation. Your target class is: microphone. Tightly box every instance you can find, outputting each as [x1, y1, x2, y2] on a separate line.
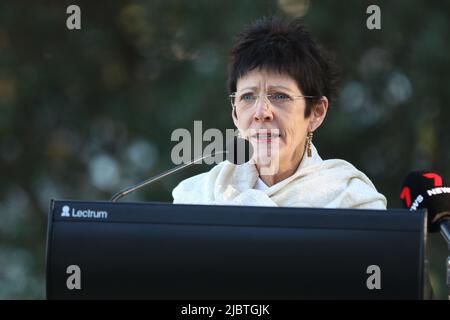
[400, 171, 450, 246]
[110, 136, 254, 202]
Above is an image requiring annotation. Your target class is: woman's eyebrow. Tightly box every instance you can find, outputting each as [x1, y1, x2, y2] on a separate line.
[237, 85, 295, 92]
[237, 86, 258, 92]
[267, 85, 295, 92]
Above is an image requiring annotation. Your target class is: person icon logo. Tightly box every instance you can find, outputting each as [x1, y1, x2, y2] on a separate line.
[61, 205, 71, 217]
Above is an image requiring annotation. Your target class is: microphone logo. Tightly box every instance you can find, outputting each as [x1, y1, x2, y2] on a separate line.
[400, 186, 412, 208]
[422, 173, 443, 187]
[401, 170, 450, 233]
[400, 172, 445, 209]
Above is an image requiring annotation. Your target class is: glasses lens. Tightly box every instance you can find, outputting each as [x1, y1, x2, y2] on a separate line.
[232, 92, 297, 111]
[234, 92, 256, 111]
[268, 93, 292, 108]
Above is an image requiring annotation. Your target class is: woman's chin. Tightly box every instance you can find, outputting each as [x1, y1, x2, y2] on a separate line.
[254, 151, 280, 166]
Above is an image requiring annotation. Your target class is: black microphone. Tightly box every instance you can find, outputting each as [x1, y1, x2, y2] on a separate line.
[400, 171, 450, 246]
[110, 136, 254, 202]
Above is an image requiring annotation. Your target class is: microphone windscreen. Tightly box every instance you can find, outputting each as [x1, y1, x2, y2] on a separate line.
[400, 171, 450, 231]
[225, 137, 254, 165]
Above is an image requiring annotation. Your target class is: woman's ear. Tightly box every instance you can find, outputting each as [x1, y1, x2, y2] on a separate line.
[308, 96, 329, 132]
[231, 107, 239, 127]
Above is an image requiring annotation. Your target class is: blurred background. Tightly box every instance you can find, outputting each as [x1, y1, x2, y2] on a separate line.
[0, 0, 449, 299]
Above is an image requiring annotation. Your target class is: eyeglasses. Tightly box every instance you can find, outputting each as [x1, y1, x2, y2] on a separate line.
[229, 91, 316, 112]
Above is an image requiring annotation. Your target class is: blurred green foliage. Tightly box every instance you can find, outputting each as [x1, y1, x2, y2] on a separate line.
[0, 0, 449, 299]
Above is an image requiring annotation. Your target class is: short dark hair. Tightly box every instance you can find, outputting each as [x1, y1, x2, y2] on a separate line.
[228, 16, 340, 117]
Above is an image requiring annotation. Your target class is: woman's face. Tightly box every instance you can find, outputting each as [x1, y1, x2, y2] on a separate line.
[232, 68, 327, 174]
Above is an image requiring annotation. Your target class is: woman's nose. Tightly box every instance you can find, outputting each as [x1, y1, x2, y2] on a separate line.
[253, 96, 274, 122]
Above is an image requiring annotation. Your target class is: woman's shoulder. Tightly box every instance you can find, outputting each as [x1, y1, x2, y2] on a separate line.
[314, 158, 388, 209]
[171, 161, 232, 203]
[298, 144, 370, 181]
[320, 158, 372, 179]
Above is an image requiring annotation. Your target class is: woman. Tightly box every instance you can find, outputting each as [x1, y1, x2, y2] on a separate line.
[172, 16, 387, 209]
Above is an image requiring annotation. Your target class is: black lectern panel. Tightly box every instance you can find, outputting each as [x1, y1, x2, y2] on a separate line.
[46, 200, 427, 299]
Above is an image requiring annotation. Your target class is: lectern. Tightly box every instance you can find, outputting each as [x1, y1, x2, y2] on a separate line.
[46, 200, 428, 299]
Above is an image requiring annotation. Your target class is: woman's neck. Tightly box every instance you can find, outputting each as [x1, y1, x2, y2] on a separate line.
[256, 150, 305, 187]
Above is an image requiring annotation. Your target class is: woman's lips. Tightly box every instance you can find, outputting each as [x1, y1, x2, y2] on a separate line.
[250, 133, 281, 143]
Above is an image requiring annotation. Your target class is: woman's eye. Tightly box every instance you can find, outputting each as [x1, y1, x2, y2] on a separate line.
[241, 94, 254, 101]
[272, 93, 289, 100]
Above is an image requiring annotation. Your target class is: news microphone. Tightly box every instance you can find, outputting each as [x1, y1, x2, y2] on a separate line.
[110, 136, 254, 202]
[400, 171, 450, 246]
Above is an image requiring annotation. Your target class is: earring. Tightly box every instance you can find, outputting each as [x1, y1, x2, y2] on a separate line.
[306, 132, 313, 157]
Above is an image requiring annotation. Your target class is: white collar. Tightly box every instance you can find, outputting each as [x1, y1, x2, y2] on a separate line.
[254, 177, 270, 191]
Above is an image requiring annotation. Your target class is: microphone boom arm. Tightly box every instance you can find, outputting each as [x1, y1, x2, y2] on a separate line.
[110, 151, 227, 202]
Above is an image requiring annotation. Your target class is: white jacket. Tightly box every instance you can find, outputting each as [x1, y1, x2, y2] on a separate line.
[172, 143, 387, 209]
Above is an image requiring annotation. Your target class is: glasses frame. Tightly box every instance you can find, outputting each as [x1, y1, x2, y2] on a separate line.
[229, 91, 317, 110]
